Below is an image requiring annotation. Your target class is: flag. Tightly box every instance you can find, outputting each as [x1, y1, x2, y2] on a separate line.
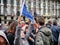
[21, 3, 34, 23]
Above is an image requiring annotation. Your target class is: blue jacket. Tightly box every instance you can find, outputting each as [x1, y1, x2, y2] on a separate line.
[51, 25, 60, 42]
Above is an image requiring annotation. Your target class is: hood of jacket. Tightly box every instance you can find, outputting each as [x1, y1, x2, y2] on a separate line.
[40, 27, 52, 36]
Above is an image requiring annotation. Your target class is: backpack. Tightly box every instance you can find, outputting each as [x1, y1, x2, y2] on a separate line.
[36, 27, 53, 45]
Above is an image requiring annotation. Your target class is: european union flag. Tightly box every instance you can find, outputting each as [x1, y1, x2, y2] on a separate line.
[22, 4, 34, 23]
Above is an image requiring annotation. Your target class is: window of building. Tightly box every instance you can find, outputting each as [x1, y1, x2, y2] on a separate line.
[0, 0, 1, 3]
[43, 2, 46, 15]
[4, 21, 7, 24]
[0, 18, 1, 23]
[34, 0, 36, 7]
[3, 0, 7, 7]
[34, 12, 37, 17]
[17, 0, 20, 5]
[11, 16, 14, 20]
[17, 11, 20, 16]
[0, 0, 1, 14]
[4, 16, 7, 20]
[28, 1, 31, 11]
[11, 0, 14, 15]
[4, 16, 7, 24]
[11, 0, 14, 5]
[0, 7, 1, 14]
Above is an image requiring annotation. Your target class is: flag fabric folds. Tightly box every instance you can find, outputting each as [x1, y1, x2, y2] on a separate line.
[22, 3, 34, 23]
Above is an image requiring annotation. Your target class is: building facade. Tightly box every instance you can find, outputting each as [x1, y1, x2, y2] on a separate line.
[0, 0, 60, 24]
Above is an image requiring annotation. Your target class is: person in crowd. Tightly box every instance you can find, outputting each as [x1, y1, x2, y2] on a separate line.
[36, 16, 53, 45]
[51, 20, 60, 45]
[21, 19, 36, 45]
[20, 30, 29, 45]
[14, 17, 31, 45]
[46, 20, 53, 29]
[0, 31, 10, 45]
[58, 22, 60, 45]
[58, 33, 60, 45]
[28, 29, 36, 45]
[5, 20, 17, 45]
[27, 21, 37, 45]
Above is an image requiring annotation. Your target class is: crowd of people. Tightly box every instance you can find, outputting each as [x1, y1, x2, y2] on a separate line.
[0, 16, 60, 45]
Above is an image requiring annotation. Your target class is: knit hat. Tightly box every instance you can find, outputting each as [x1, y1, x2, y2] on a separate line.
[0, 31, 9, 44]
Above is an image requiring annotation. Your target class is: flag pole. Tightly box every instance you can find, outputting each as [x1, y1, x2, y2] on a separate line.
[20, 0, 26, 16]
[17, 0, 26, 23]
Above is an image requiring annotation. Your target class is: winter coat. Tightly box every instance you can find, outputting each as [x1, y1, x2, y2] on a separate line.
[51, 25, 60, 42]
[14, 26, 29, 45]
[36, 27, 53, 45]
[58, 33, 60, 45]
